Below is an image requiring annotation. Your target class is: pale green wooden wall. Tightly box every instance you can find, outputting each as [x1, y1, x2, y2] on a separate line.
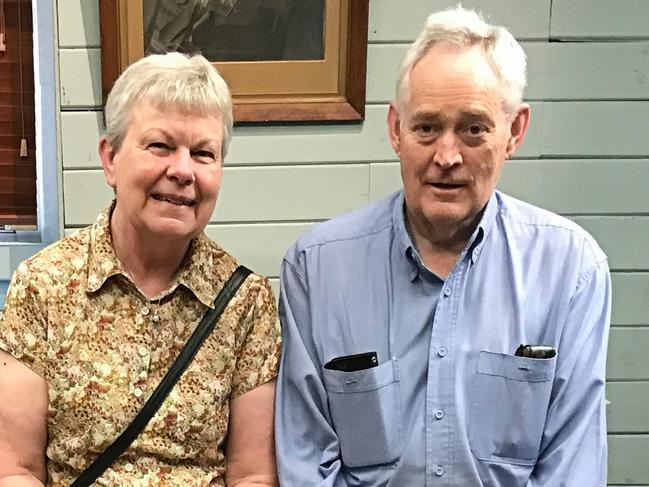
[2, 0, 646, 483]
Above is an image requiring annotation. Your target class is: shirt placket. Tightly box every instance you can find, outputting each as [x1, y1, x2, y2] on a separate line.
[425, 258, 467, 486]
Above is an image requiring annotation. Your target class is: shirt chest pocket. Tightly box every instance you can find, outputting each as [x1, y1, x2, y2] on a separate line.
[323, 359, 402, 468]
[468, 351, 556, 465]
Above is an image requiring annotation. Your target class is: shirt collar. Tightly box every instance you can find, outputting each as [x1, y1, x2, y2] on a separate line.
[392, 189, 499, 281]
[85, 201, 220, 308]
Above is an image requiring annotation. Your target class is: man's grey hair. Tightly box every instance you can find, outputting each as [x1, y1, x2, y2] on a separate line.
[395, 6, 527, 114]
[104, 52, 233, 159]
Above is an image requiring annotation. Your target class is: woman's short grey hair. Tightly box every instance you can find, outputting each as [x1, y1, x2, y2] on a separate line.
[395, 6, 527, 114]
[104, 52, 234, 158]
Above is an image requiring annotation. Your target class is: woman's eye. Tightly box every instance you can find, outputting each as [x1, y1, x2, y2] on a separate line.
[148, 142, 172, 153]
[193, 150, 216, 163]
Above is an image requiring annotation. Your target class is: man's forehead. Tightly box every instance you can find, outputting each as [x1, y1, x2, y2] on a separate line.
[411, 43, 500, 91]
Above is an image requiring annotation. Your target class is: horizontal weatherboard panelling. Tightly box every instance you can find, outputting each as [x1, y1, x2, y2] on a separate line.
[63, 165, 369, 226]
[60, 111, 103, 168]
[607, 382, 649, 433]
[574, 217, 649, 272]
[541, 102, 649, 157]
[61, 106, 394, 168]
[607, 328, 649, 381]
[551, 0, 649, 40]
[369, 160, 649, 215]
[611, 274, 649, 326]
[368, 0, 550, 42]
[57, 0, 100, 48]
[608, 435, 649, 485]
[367, 42, 649, 103]
[60, 104, 544, 169]
[59, 48, 102, 108]
[204, 223, 311, 278]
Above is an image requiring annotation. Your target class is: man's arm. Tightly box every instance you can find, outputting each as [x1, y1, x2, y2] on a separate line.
[528, 259, 611, 486]
[0, 350, 48, 487]
[225, 381, 278, 487]
[275, 258, 347, 487]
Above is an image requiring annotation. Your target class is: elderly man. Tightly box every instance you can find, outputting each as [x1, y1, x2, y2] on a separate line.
[275, 7, 610, 486]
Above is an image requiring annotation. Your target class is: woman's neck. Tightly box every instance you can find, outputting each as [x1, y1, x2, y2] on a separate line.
[109, 211, 191, 299]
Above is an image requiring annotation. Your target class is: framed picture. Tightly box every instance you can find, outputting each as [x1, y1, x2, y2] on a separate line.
[99, 0, 369, 122]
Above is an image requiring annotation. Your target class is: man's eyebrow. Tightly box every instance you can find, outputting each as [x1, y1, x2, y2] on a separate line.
[458, 109, 494, 121]
[410, 111, 445, 123]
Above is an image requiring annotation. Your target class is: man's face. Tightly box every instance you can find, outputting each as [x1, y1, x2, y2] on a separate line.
[99, 100, 224, 242]
[388, 43, 529, 232]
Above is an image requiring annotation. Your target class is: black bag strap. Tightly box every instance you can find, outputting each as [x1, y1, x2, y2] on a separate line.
[71, 265, 253, 487]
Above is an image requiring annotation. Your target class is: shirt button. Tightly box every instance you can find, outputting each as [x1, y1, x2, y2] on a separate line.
[435, 466, 445, 477]
[138, 346, 148, 357]
[152, 314, 161, 323]
[140, 306, 150, 316]
[434, 410, 444, 420]
[133, 387, 143, 398]
[124, 462, 134, 472]
[443, 287, 451, 297]
[437, 347, 447, 358]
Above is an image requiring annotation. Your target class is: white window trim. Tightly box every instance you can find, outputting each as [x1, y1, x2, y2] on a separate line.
[0, 0, 61, 245]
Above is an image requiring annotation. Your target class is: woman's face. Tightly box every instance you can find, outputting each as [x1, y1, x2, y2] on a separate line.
[99, 100, 224, 243]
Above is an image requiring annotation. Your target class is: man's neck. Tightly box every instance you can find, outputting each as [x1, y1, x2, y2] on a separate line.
[405, 209, 480, 279]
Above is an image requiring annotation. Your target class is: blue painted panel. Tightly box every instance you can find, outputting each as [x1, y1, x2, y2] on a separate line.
[0, 279, 8, 309]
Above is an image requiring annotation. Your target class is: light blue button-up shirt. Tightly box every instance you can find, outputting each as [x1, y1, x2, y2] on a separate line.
[276, 190, 611, 486]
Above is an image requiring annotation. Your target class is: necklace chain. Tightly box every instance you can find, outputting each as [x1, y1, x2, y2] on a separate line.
[120, 260, 164, 324]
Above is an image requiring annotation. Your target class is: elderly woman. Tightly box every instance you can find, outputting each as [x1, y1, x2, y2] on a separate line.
[0, 53, 280, 486]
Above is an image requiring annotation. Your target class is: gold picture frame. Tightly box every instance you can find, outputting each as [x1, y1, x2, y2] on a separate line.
[99, 0, 369, 122]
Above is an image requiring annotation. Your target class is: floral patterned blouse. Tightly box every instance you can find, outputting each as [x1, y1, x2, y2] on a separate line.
[0, 205, 281, 486]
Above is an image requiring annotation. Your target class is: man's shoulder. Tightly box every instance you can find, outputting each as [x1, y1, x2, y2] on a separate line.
[496, 191, 607, 264]
[288, 191, 399, 255]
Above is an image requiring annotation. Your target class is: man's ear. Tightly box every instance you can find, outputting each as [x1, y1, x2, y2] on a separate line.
[506, 104, 531, 158]
[387, 103, 403, 157]
[98, 136, 118, 188]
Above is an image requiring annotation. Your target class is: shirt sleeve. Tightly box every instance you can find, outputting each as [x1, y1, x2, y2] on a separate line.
[0, 262, 48, 378]
[528, 258, 611, 486]
[230, 275, 282, 398]
[275, 256, 348, 487]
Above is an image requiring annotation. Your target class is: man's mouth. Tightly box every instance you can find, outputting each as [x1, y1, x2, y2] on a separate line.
[151, 193, 195, 206]
[429, 182, 465, 190]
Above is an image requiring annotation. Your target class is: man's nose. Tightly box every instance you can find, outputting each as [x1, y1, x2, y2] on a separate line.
[167, 148, 195, 185]
[432, 131, 463, 168]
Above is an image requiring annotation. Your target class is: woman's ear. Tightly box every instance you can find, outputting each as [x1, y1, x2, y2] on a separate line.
[98, 136, 118, 189]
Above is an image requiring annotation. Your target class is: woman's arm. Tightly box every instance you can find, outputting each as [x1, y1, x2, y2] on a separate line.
[224, 380, 278, 487]
[0, 350, 48, 486]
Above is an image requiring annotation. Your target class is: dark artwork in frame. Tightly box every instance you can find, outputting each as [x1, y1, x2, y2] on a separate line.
[143, 0, 326, 62]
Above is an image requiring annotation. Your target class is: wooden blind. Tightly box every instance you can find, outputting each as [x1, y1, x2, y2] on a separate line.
[0, 0, 36, 227]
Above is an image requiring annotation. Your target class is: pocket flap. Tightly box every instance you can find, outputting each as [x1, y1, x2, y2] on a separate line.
[477, 351, 555, 382]
[323, 359, 399, 393]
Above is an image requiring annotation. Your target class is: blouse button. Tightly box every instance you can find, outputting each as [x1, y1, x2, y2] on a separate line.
[133, 387, 143, 398]
[138, 346, 148, 357]
[124, 462, 134, 472]
[140, 306, 150, 316]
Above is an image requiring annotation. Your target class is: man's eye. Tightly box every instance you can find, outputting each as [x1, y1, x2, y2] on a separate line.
[465, 124, 487, 136]
[415, 124, 436, 135]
